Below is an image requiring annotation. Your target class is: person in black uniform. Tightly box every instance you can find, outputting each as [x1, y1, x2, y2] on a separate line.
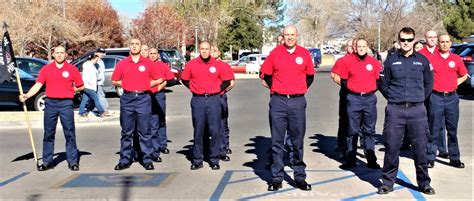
[377, 27, 435, 195]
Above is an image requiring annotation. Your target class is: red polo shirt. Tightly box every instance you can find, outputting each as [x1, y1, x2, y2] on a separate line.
[340, 55, 381, 93]
[331, 53, 353, 75]
[260, 45, 315, 94]
[150, 60, 176, 93]
[181, 57, 234, 94]
[36, 62, 83, 99]
[111, 56, 162, 91]
[431, 52, 467, 92]
[215, 59, 235, 95]
[418, 46, 439, 64]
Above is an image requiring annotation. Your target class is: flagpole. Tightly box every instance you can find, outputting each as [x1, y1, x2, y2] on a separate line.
[3, 21, 39, 168]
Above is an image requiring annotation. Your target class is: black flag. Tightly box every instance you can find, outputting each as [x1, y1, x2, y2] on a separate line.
[0, 30, 17, 83]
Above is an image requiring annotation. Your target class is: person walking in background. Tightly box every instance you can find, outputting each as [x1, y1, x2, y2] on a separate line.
[78, 54, 105, 117]
[95, 48, 112, 116]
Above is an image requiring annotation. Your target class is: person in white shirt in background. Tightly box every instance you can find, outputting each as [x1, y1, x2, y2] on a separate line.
[95, 48, 112, 116]
[78, 54, 105, 117]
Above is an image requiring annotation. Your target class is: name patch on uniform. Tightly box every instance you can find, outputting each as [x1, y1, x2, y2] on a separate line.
[448, 61, 455, 68]
[209, 66, 216, 73]
[295, 57, 303, 65]
[366, 64, 373, 71]
[413, 62, 423, 66]
[62, 71, 69, 78]
[392, 61, 402, 65]
[138, 65, 146, 72]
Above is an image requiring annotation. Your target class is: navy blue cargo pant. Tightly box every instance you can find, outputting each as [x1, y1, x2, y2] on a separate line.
[346, 93, 377, 163]
[118, 93, 153, 165]
[191, 95, 221, 165]
[151, 91, 168, 158]
[43, 98, 78, 166]
[337, 85, 349, 153]
[381, 103, 431, 188]
[427, 93, 461, 161]
[269, 95, 307, 184]
[219, 93, 230, 157]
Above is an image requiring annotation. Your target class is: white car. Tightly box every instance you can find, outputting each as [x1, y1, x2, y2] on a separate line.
[322, 46, 339, 54]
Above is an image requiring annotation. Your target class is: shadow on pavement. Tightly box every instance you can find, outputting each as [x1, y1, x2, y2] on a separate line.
[310, 133, 383, 188]
[11, 150, 91, 166]
[176, 139, 194, 164]
[242, 136, 272, 183]
[120, 175, 133, 201]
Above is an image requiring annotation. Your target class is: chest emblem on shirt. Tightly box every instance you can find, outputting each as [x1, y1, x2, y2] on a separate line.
[366, 64, 373, 71]
[295, 57, 303, 65]
[209, 66, 216, 73]
[448, 61, 455, 68]
[392, 61, 402, 65]
[138, 65, 146, 72]
[62, 71, 69, 78]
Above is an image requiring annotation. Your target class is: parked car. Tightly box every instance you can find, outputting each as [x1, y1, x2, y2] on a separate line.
[231, 54, 267, 74]
[457, 43, 474, 61]
[159, 48, 185, 69]
[307, 48, 321, 68]
[458, 52, 474, 95]
[322, 46, 339, 54]
[450, 43, 467, 55]
[16, 57, 49, 77]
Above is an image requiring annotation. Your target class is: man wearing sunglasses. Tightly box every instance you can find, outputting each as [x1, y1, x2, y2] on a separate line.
[377, 27, 435, 195]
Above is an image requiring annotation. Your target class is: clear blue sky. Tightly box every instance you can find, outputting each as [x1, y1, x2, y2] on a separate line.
[109, 0, 145, 19]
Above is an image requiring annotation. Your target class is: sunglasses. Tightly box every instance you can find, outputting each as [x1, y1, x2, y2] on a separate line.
[399, 38, 415, 42]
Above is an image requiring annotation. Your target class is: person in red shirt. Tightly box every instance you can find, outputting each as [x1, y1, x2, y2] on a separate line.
[181, 41, 234, 170]
[338, 39, 382, 169]
[260, 25, 314, 191]
[111, 38, 163, 171]
[426, 34, 468, 169]
[148, 47, 176, 162]
[330, 39, 354, 158]
[19, 46, 84, 171]
[211, 45, 235, 161]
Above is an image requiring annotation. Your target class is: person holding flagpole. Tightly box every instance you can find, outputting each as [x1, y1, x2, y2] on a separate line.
[19, 46, 84, 171]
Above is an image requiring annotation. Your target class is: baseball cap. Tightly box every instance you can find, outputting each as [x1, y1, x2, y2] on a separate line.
[96, 48, 106, 53]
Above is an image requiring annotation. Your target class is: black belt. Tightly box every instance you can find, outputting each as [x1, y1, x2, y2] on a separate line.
[433, 90, 456, 97]
[348, 90, 376, 97]
[193, 92, 220, 97]
[390, 102, 423, 107]
[123, 90, 149, 95]
[273, 92, 305, 98]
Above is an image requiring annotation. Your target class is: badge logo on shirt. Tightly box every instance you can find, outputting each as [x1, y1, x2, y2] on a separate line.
[62, 71, 69, 78]
[209, 66, 216, 73]
[138, 65, 146, 72]
[448, 61, 455, 68]
[295, 57, 303, 65]
[366, 64, 373, 71]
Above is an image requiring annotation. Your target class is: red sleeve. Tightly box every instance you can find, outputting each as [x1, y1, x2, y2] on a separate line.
[259, 51, 274, 78]
[181, 62, 192, 80]
[36, 65, 47, 84]
[305, 52, 315, 75]
[339, 58, 349, 79]
[159, 62, 175, 80]
[456, 57, 468, 76]
[71, 66, 84, 87]
[374, 60, 382, 79]
[220, 62, 235, 81]
[331, 58, 344, 75]
[111, 61, 123, 81]
[150, 61, 163, 80]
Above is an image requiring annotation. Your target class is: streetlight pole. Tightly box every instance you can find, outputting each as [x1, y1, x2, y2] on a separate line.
[377, 18, 381, 53]
[194, 26, 198, 55]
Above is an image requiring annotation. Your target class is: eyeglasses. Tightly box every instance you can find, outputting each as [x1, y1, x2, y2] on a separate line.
[399, 38, 415, 42]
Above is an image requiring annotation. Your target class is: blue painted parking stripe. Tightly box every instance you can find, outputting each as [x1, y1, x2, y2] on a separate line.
[228, 176, 260, 184]
[209, 170, 233, 201]
[340, 186, 404, 200]
[397, 170, 426, 201]
[0, 172, 29, 187]
[238, 174, 357, 200]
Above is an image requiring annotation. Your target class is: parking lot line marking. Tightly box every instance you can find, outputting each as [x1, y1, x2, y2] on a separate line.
[397, 170, 426, 201]
[340, 186, 405, 200]
[227, 176, 260, 184]
[238, 174, 357, 200]
[0, 172, 29, 187]
[209, 170, 233, 201]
